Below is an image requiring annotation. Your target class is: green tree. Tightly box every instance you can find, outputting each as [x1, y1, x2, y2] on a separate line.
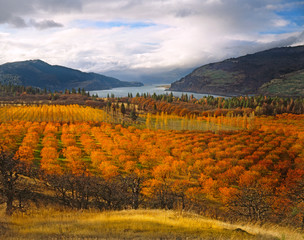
[121, 103, 126, 116]
[130, 108, 138, 121]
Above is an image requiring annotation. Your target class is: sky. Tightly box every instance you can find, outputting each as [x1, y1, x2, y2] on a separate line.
[0, 0, 303, 82]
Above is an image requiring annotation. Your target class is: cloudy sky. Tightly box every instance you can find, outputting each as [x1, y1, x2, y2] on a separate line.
[0, 0, 303, 81]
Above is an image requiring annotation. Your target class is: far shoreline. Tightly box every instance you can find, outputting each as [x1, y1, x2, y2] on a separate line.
[156, 84, 170, 89]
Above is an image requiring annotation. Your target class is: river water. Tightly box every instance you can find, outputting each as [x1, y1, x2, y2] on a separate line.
[89, 84, 222, 99]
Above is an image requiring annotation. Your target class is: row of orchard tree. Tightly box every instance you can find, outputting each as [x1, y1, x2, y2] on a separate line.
[1, 117, 304, 227]
[130, 95, 304, 116]
[0, 105, 108, 122]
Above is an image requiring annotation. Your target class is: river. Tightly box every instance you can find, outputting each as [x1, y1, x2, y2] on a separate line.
[89, 84, 223, 99]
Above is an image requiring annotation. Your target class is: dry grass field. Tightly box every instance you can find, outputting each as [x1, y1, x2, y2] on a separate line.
[0, 207, 301, 240]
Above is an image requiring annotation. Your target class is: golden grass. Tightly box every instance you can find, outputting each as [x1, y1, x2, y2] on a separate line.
[0, 207, 301, 240]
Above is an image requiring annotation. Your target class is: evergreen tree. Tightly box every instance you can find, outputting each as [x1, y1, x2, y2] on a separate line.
[121, 103, 126, 116]
[130, 108, 138, 121]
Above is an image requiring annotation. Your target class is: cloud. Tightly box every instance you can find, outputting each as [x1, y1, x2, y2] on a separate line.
[34, 0, 82, 13]
[0, 0, 81, 27]
[0, 0, 303, 80]
[220, 31, 304, 59]
[29, 19, 63, 30]
[292, 31, 304, 45]
[8, 16, 27, 28]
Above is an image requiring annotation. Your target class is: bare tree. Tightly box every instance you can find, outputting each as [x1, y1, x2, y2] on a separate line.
[0, 149, 25, 215]
[227, 187, 274, 222]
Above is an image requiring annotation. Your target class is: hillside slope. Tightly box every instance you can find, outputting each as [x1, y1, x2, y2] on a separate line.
[1, 209, 287, 240]
[169, 45, 304, 96]
[259, 69, 304, 96]
[0, 60, 143, 91]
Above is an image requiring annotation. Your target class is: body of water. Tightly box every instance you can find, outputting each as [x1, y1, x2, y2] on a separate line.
[89, 84, 223, 99]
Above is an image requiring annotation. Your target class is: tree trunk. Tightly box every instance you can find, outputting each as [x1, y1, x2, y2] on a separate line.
[6, 194, 14, 215]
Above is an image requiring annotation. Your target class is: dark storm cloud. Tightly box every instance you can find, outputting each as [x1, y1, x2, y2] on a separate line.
[29, 19, 63, 30]
[33, 0, 82, 13]
[9, 16, 27, 28]
[175, 8, 197, 18]
[0, 0, 82, 28]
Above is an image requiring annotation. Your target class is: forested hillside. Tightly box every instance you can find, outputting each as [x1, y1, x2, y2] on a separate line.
[0, 60, 143, 91]
[170, 45, 304, 96]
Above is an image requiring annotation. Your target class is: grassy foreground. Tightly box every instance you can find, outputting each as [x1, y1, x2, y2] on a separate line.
[0, 208, 301, 240]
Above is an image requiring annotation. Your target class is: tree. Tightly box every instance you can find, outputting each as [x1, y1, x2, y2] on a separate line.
[64, 146, 87, 176]
[283, 169, 304, 228]
[130, 108, 138, 121]
[121, 103, 126, 116]
[0, 149, 25, 215]
[221, 186, 274, 222]
[44, 173, 99, 209]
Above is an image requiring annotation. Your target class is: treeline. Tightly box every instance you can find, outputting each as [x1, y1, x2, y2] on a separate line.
[198, 95, 304, 115]
[129, 94, 304, 116]
[0, 82, 90, 97]
[0, 83, 43, 96]
[0, 83, 107, 108]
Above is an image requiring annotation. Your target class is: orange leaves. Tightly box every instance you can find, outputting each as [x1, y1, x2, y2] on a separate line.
[99, 161, 118, 180]
[40, 128, 61, 175]
[138, 154, 150, 166]
[284, 169, 304, 188]
[15, 146, 34, 165]
[0, 105, 108, 122]
[68, 159, 88, 176]
[219, 166, 245, 186]
[111, 148, 126, 160]
[42, 133, 58, 148]
[118, 154, 134, 163]
[200, 177, 218, 199]
[171, 160, 187, 176]
[152, 164, 172, 180]
[40, 161, 62, 175]
[141, 178, 161, 197]
[44, 123, 58, 134]
[185, 187, 204, 201]
[239, 170, 261, 187]
[63, 146, 82, 161]
[21, 131, 39, 147]
[80, 134, 97, 155]
[14, 125, 41, 167]
[41, 147, 59, 160]
[219, 187, 239, 204]
[90, 150, 108, 167]
[294, 157, 304, 170]
[63, 146, 87, 175]
[61, 133, 76, 147]
[40, 147, 61, 175]
[124, 161, 137, 173]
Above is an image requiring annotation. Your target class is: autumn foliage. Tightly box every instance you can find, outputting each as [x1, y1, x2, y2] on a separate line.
[1, 105, 304, 227]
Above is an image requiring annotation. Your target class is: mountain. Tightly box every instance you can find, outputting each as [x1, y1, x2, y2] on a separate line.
[169, 45, 304, 96]
[0, 60, 143, 91]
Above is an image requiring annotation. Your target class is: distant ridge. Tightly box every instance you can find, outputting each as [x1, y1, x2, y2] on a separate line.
[0, 60, 143, 91]
[169, 45, 304, 96]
